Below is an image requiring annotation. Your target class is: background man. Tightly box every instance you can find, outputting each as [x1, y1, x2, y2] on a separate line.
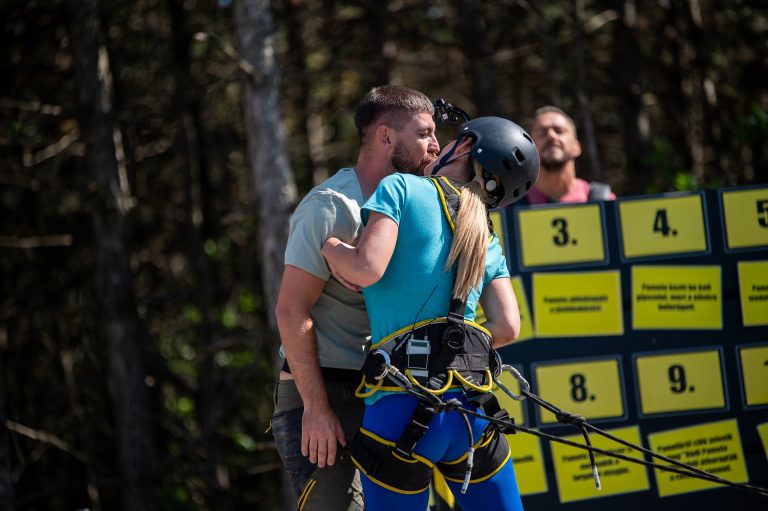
[524, 105, 615, 204]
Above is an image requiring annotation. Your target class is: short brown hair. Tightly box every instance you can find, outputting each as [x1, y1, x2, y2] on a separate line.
[354, 85, 434, 140]
[532, 105, 578, 137]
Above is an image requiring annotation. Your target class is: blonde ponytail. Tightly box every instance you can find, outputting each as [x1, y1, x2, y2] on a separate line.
[445, 160, 490, 300]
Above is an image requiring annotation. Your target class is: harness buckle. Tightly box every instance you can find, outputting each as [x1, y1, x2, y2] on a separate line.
[362, 350, 391, 381]
[394, 403, 436, 457]
[394, 419, 429, 458]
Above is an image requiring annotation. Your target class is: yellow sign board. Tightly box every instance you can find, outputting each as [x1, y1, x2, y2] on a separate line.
[494, 368, 526, 425]
[517, 204, 606, 268]
[510, 276, 534, 341]
[534, 358, 624, 424]
[473, 277, 533, 342]
[618, 194, 708, 258]
[737, 260, 768, 326]
[507, 433, 549, 496]
[758, 422, 768, 462]
[533, 271, 624, 337]
[632, 266, 722, 329]
[647, 419, 749, 497]
[489, 210, 506, 255]
[635, 350, 725, 415]
[721, 187, 768, 250]
[550, 426, 649, 503]
[738, 344, 768, 407]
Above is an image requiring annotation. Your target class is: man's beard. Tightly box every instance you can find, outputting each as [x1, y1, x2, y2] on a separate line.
[391, 142, 436, 175]
[539, 146, 568, 171]
[541, 159, 567, 172]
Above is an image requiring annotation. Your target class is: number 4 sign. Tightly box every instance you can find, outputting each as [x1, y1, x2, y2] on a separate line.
[618, 193, 709, 259]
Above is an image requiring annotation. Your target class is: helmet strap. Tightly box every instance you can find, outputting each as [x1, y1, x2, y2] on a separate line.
[431, 135, 471, 175]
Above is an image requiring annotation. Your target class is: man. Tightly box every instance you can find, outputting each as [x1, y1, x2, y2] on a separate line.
[273, 85, 440, 510]
[524, 106, 615, 204]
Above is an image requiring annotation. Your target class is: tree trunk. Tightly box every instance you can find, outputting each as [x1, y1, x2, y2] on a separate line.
[0, 354, 15, 511]
[233, 0, 298, 334]
[233, 2, 299, 507]
[65, 1, 158, 510]
[166, 1, 232, 509]
[613, 0, 650, 191]
[458, 0, 501, 116]
[573, 0, 603, 181]
[278, 0, 318, 191]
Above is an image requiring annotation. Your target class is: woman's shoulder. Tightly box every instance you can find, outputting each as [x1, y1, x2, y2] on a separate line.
[378, 173, 433, 190]
[381, 172, 429, 183]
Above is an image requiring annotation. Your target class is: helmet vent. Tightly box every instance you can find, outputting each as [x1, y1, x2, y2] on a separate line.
[522, 133, 533, 144]
[525, 180, 532, 190]
[502, 158, 511, 170]
[513, 188, 520, 198]
[514, 148, 526, 163]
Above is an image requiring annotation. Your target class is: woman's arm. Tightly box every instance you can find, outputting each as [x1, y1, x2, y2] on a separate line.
[478, 278, 521, 349]
[322, 212, 399, 288]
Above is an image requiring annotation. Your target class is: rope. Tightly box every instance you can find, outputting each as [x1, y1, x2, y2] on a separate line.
[382, 364, 768, 499]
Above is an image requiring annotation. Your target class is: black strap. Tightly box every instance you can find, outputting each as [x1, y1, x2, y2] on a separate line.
[394, 400, 437, 457]
[280, 359, 360, 384]
[588, 181, 612, 201]
[471, 392, 516, 435]
[350, 433, 380, 476]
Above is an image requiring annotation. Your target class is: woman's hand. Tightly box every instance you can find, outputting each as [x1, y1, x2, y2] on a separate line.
[322, 238, 362, 292]
[321, 214, 398, 289]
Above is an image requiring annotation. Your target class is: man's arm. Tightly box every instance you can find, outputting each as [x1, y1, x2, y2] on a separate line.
[274, 265, 345, 468]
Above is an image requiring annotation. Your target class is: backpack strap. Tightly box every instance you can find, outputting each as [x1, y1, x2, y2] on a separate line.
[588, 181, 613, 201]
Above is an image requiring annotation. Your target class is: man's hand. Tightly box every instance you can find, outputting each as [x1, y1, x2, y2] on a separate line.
[301, 403, 347, 468]
[276, 266, 346, 467]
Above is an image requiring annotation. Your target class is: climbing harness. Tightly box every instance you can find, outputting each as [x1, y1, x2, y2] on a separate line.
[354, 176, 497, 400]
[352, 176, 512, 495]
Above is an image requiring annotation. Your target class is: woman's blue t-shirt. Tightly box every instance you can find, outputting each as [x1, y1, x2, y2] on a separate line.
[361, 173, 510, 344]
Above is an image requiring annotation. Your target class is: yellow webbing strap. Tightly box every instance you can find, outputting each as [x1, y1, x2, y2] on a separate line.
[431, 469, 456, 508]
[355, 375, 383, 398]
[406, 369, 454, 394]
[371, 317, 443, 350]
[440, 429, 497, 466]
[372, 317, 492, 350]
[357, 427, 434, 467]
[429, 176, 461, 233]
[451, 369, 495, 393]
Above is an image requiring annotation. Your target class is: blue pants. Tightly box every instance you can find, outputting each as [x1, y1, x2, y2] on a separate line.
[360, 392, 524, 511]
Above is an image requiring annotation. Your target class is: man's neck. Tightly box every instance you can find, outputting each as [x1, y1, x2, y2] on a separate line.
[534, 163, 577, 201]
[354, 156, 393, 200]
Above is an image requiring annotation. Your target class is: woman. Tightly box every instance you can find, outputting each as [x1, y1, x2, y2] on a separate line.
[322, 116, 539, 510]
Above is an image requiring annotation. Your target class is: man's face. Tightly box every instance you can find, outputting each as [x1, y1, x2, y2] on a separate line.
[390, 112, 440, 174]
[531, 112, 581, 169]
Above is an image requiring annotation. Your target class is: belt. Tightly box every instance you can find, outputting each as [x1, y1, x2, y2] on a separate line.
[281, 359, 361, 384]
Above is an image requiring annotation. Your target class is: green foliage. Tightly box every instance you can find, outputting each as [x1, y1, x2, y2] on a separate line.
[644, 137, 694, 193]
[2, 0, 766, 510]
[738, 103, 768, 142]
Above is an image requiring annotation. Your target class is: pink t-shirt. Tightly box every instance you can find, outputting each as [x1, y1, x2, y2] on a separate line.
[526, 178, 615, 204]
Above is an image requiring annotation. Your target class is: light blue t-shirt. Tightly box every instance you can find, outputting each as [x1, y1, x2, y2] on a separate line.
[361, 173, 510, 345]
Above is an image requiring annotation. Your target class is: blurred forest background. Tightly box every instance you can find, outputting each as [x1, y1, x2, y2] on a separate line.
[1, 0, 766, 510]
